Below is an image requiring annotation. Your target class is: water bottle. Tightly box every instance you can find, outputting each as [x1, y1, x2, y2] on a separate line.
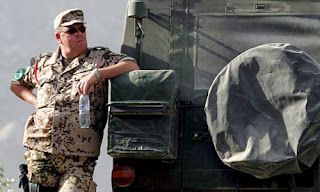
[79, 94, 90, 128]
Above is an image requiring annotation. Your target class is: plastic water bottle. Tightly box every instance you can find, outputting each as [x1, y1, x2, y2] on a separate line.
[79, 94, 90, 128]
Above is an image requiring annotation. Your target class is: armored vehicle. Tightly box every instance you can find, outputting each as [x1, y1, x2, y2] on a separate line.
[107, 0, 320, 191]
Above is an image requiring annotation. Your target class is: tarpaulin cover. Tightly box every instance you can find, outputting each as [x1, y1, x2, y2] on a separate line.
[205, 43, 320, 178]
[107, 70, 179, 159]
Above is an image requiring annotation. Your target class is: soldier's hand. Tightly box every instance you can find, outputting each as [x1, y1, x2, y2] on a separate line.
[77, 73, 98, 95]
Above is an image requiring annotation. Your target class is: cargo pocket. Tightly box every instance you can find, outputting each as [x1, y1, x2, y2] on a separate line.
[24, 149, 59, 187]
[25, 112, 39, 137]
[33, 108, 54, 137]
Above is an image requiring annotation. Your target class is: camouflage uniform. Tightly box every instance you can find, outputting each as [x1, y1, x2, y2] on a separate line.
[12, 46, 134, 191]
[24, 149, 96, 191]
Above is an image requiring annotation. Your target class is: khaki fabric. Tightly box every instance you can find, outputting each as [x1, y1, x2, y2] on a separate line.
[54, 8, 85, 29]
[25, 149, 96, 191]
[13, 47, 128, 157]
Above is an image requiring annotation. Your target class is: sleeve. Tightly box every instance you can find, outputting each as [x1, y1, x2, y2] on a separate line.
[102, 49, 137, 67]
[11, 56, 38, 90]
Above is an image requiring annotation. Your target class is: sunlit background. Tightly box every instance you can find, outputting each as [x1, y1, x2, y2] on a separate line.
[0, 1, 128, 191]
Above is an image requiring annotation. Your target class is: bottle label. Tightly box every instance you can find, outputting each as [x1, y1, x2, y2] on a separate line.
[79, 94, 90, 128]
[79, 105, 90, 112]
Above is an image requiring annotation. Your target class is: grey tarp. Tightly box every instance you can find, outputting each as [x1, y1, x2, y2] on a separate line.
[204, 43, 320, 178]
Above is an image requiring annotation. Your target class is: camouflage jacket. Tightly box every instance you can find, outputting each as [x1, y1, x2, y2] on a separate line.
[12, 47, 133, 157]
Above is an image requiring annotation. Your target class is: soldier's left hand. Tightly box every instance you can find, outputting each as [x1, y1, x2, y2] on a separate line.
[77, 73, 97, 95]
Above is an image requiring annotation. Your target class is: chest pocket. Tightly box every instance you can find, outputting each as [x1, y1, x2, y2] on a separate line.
[36, 68, 56, 109]
[71, 68, 94, 101]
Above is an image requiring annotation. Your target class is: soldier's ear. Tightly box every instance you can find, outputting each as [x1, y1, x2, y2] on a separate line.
[55, 33, 62, 44]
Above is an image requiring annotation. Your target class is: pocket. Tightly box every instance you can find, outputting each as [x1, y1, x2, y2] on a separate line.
[71, 68, 94, 101]
[25, 108, 54, 138]
[25, 112, 51, 138]
[36, 78, 55, 109]
[24, 149, 59, 187]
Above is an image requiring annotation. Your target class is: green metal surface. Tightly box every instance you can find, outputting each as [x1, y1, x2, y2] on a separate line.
[128, 0, 148, 18]
[113, 0, 320, 191]
[107, 70, 179, 159]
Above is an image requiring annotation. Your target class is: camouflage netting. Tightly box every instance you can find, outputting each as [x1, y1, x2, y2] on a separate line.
[205, 43, 320, 178]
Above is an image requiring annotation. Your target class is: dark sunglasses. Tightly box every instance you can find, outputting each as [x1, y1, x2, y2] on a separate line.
[63, 26, 86, 35]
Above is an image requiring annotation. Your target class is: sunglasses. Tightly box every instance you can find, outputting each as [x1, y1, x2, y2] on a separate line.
[62, 26, 86, 35]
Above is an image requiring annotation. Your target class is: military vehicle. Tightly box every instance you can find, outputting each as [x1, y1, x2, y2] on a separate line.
[107, 0, 320, 191]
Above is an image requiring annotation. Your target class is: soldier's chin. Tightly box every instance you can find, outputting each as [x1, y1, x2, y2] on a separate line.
[76, 41, 87, 50]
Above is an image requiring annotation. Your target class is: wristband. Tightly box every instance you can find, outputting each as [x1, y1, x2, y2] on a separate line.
[91, 68, 102, 82]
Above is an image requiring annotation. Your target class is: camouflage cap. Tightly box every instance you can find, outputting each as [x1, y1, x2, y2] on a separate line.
[54, 8, 86, 30]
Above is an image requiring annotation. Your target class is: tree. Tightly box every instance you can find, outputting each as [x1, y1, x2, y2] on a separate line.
[0, 163, 14, 192]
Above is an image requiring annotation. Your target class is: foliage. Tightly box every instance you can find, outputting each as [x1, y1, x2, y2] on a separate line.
[0, 163, 14, 192]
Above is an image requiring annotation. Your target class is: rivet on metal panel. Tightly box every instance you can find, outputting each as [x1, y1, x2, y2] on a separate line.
[180, 100, 192, 105]
[192, 132, 201, 141]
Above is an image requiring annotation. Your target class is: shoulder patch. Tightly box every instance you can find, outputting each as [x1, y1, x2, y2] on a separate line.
[13, 68, 26, 81]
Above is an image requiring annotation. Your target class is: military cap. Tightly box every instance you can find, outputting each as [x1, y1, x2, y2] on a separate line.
[54, 8, 86, 30]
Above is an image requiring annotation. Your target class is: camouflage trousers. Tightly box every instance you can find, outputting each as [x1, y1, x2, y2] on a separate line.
[25, 149, 97, 192]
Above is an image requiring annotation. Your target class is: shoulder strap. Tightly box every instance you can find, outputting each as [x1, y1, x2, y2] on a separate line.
[91, 46, 109, 51]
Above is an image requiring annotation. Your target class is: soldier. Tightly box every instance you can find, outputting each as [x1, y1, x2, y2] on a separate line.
[10, 8, 139, 192]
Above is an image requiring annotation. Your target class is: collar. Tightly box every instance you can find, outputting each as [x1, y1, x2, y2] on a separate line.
[45, 47, 90, 66]
[45, 47, 61, 66]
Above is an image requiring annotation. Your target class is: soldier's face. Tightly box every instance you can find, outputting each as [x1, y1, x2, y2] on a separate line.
[57, 23, 88, 55]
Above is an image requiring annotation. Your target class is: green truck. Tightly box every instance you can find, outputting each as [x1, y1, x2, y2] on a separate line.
[107, 0, 320, 191]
